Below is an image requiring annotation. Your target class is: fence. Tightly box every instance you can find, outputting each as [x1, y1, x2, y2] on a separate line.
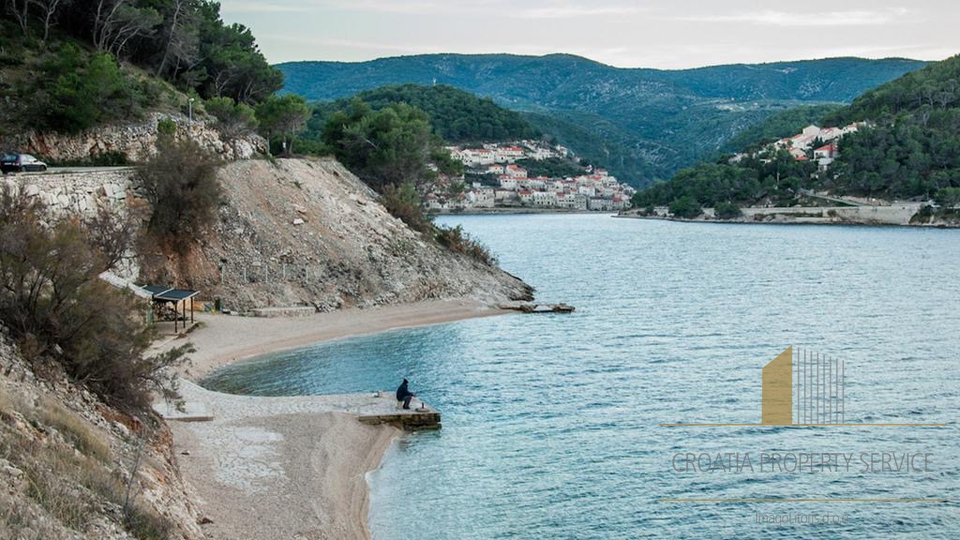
[219, 262, 328, 285]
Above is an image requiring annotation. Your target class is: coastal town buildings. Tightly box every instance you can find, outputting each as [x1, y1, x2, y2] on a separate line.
[431, 140, 635, 212]
[733, 122, 866, 171]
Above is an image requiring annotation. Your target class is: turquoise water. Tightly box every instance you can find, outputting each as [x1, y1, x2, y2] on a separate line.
[204, 214, 959, 539]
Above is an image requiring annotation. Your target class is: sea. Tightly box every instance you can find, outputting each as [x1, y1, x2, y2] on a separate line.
[204, 214, 959, 539]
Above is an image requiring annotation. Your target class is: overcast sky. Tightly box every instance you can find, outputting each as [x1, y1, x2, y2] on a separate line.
[218, 0, 959, 68]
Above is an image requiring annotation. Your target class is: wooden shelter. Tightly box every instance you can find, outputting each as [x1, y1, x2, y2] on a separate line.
[142, 285, 199, 332]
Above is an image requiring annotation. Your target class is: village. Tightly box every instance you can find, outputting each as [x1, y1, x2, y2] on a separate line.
[730, 122, 867, 171]
[427, 141, 636, 212]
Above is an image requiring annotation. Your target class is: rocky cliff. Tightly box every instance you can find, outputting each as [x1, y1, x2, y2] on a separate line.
[141, 158, 533, 311]
[0, 113, 266, 164]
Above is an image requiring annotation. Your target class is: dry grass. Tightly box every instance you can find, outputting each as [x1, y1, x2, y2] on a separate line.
[0, 385, 172, 539]
[35, 396, 112, 463]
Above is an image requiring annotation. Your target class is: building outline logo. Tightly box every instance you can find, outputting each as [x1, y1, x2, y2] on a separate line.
[662, 346, 943, 427]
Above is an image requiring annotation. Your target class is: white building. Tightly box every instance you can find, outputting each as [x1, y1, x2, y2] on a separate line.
[499, 176, 518, 189]
[467, 188, 495, 208]
[532, 191, 558, 207]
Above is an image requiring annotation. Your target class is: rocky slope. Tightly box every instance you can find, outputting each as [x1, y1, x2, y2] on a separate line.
[0, 328, 204, 539]
[141, 157, 533, 312]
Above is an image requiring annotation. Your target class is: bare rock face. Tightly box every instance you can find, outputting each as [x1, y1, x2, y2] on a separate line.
[0, 112, 266, 163]
[141, 158, 534, 311]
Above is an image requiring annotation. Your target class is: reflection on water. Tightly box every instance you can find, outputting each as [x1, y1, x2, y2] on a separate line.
[204, 215, 960, 539]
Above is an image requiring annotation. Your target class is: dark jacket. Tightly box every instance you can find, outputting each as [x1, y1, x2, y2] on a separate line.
[396, 380, 413, 401]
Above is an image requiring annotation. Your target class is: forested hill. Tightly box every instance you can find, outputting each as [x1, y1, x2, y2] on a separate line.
[0, 1, 281, 136]
[631, 53, 960, 215]
[309, 84, 540, 143]
[279, 54, 924, 105]
[278, 54, 924, 186]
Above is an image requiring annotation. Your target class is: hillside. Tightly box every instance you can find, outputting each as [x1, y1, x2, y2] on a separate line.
[629, 54, 960, 222]
[278, 54, 925, 185]
[112, 158, 529, 310]
[308, 84, 539, 143]
[720, 103, 844, 152]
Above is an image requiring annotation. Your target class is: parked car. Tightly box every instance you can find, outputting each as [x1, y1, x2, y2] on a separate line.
[1, 153, 48, 173]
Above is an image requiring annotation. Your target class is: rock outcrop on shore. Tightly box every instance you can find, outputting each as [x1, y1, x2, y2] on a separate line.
[141, 157, 534, 312]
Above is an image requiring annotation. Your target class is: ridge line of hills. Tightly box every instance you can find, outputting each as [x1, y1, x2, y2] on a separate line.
[278, 53, 926, 186]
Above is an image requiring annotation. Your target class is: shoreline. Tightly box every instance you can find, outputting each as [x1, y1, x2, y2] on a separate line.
[161, 299, 509, 380]
[158, 299, 511, 539]
[615, 211, 960, 229]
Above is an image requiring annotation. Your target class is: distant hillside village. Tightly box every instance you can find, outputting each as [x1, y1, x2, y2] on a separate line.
[730, 122, 867, 170]
[429, 141, 636, 211]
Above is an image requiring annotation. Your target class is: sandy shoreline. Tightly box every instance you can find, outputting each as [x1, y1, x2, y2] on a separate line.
[158, 299, 510, 539]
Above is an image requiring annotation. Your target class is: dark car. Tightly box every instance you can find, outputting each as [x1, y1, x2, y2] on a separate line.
[1, 153, 48, 173]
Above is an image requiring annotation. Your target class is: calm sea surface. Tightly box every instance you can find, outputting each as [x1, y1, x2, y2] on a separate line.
[204, 214, 959, 539]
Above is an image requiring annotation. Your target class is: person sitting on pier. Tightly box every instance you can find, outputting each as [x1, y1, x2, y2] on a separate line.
[396, 378, 416, 410]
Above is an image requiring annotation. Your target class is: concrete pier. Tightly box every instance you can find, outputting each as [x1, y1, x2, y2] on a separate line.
[357, 393, 441, 430]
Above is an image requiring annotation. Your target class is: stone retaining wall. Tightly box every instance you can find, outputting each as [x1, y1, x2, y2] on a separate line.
[1, 112, 266, 163]
[2, 168, 138, 217]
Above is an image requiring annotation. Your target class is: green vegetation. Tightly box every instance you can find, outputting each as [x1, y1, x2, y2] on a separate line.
[139, 137, 222, 252]
[632, 150, 818, 211]
[322, 99, 452, 192]
[633, 54, 960, 214]
[205, 96, 259, 137]
[278, 54, 925, 185]
[0, 0, 281, 134]
[0, 188, 191, 410]
[310, 84, 538, 143]
[320, 99, 494, 265]
[435, 225, 497, 266]
[722, 104, 843, 152]
[522, 110, 658, 187]
[820, 55, 960, 200]
[256, 94, 312, 154]
[668, 195, 703, 219]
[714, 201, 743, 220]
[514, 156, 585, 178]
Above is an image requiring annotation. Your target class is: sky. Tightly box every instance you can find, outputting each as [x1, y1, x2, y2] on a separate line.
[218, 0, 959, 69]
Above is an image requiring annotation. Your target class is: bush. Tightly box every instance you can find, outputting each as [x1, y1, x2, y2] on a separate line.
[381, 182, 432, 233]
[139, 138, 221, 252]
[669, 195, 703, 219]
[31, 44, 147, 133]
[156, 117, 178, 138]
[435, 225, 498, 266]
[714, 201, 743, 219]
[206, 96, 258, 137]
[0, 188, 190, 410]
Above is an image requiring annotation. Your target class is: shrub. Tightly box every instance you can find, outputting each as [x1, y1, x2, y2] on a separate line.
[714, 201, 743, 219]
[156, 117, 178, 138]
[435, 225, 498, 266]
[32, 44, 146, 133]
[206, 96, 259, 137]
[0, 187, 190, 410]
[935, 187, 960, 208]
[669, 195, 703, 219]
[381, 182, 432, 233]
[139, 138, 221, 253]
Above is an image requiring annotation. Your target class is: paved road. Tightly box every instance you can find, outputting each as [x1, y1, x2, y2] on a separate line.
[798, 188, 869, 206]
[2, 166, 135, 177]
